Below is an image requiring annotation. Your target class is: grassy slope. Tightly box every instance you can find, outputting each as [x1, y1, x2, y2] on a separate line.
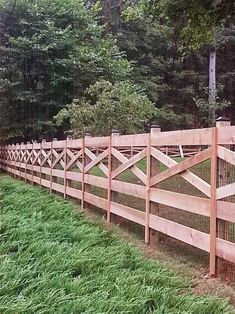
[0, 176, 234, 314]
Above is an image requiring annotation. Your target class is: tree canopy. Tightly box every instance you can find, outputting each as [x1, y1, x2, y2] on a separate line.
[0, 0, 130, 141]
[0, 0, 235, 142]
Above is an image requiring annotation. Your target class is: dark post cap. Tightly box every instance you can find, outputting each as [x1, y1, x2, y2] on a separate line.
[64, 130, 73, 136]
[112, 129, 119, 134]
[216, 116, 231, 122]
[151, 124, 160, 129]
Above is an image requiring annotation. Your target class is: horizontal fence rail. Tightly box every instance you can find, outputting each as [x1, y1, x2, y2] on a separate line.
[0, 125, 235, 277]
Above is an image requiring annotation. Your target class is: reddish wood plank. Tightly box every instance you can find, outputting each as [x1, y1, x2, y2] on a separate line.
[81, 138, 85, 210]
[33, 143, 41, 150]
[66, 149, 83, 170]
[51, 182, 64, 194]
[107, 139, 112, 223]
[67, 186, 82, 199]
[210, 127, 217, 276]
[151, 147, 211, 197]
[50, 142, 53, 193]
[217, 145, 235, 165]
[217, 182, 235, 200]
[145, 133, 151, 243]
[217, 201, 235, 223]
[52, 149, 65, 169]
[151, 128, 212, 146]
[85, 148, 108, 177]
[150, 148, 211, 186]
[64, 139, 67, 199]
[216, 238, 235, 264]
[217, 126, 235, 145]
[51, 140, 66, 149]
[111, 133, 148, 147]
[85, 136, 110, 147]
[67, 139, 83, 149]
[41, 178, 51, 189]
[112, 180, 145, 199]
[149, 214, 210, 252]
[84, 192, 108, 211]
[111, 148, 147, 184]
[111, 148, 147, 179]
[41, 150, 52, 167]
[150, 188, 210, 217]
[66, 171, 82, 182]
[85, 148, 109, 173]
[41, 142, 51, 149]
[84, 174, 108, 188]
[41, 166, 51, 175]
[110, 201, 145, 226]
[33, 176, 40, 185]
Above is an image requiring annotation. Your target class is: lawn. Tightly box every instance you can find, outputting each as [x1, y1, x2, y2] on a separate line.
[0, 176, 234, 313]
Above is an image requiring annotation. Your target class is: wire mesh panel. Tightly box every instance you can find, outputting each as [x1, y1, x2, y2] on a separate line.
[216, 126, 235, 280]
[0, 126, 235, 280]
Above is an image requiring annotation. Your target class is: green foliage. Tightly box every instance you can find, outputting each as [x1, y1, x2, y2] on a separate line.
[121, 0, 235, 127]
[194, 88, 231, 125]
[1, 0, 235, 141]
[55, 80, 156, 136]
[125, 0, 235, 50]
[0, 0, 130, 142]
[0, 176, 234, 313]
[111, 12, 204, 129]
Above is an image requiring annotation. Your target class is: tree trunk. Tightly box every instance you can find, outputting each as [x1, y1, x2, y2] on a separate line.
[208, 47, 216, 127]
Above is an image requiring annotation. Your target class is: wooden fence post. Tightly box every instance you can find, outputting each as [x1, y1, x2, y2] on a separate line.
[64, 137, 68, 199]
[216, 116, 231, 274]
[107, 134, 112, 223]
[83, 133, 91, 209]
[31, 140, 36, 185]
[19, 143, 22, 179]
[21, 142, 24, 180]
[8, 145, 10, 174]
[50, 139, 54, 193]
[149, 124, 161, 246]
[25, 141, 30, 182]
[81, 136, 85, 210]
[210, 127, 218, 276]
[11, 144, 13, 177]
[111, 129, 120, 224]
[15, 143, 19, 178]
[40, 140, 45, 188]
[145, 132, 151, 243]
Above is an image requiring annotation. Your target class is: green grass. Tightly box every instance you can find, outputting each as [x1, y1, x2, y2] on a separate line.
[0, 176, 234, 313]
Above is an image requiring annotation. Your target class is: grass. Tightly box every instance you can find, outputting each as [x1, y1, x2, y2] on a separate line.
[0, 176, 234, 313]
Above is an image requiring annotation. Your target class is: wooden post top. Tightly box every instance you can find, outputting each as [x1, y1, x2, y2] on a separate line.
[216, 116, 231, 128]
[112, 129, 120, 137]
[84, 132, 91, 138]
[150, 124, 161, 134]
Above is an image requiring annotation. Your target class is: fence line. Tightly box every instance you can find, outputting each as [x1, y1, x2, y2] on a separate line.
[1, 124, 235, 277]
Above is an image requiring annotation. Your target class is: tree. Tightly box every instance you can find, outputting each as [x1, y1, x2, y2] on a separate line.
[125, 0, 235, 126]
[55, 79, 156, 136]
[0, 0, 130, 142]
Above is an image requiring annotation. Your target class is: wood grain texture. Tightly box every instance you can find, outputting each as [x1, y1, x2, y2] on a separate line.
[151, 147, 211, 197]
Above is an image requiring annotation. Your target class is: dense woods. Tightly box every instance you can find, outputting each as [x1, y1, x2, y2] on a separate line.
[0, 0, 235, 142]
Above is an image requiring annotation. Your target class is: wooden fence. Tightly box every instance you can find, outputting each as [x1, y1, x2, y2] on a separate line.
[1, 124, 235, 277]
